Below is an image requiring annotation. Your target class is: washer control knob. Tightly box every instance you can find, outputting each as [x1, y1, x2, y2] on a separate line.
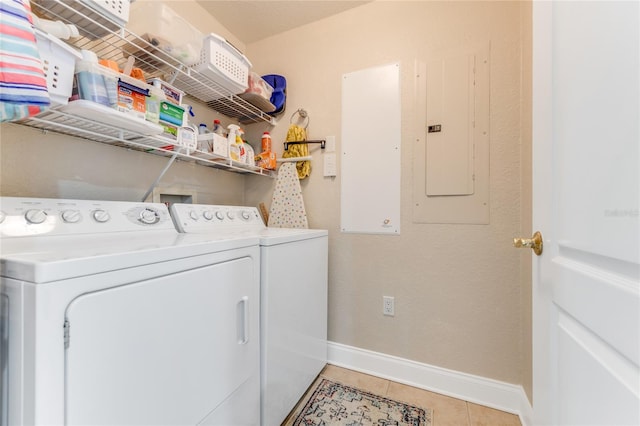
[0, 211, 5, 224]
[215, 211, 225, 221]
[139, 208, 160, 225]
[25, 209, 47, 224]
[189, 210, 199, 221]
[92, 209, 110, 223]
[226, 211, 235, 220]
[61, 209, 82, 223]
[203, 211, 214, 221]
[241, 210, 251, 221]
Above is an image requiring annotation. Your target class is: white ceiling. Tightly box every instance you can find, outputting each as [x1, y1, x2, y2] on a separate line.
[195, 1, 370, 44]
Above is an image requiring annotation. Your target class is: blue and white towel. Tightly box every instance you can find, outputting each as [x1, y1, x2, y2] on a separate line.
[0, 0, 50, 122]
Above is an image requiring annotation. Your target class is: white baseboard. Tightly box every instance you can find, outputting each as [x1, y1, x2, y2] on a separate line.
[327, 341, 533, 426]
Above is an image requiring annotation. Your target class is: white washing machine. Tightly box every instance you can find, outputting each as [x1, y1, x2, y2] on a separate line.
[0, 197, 261, 426]
[169, 203, 328, 426]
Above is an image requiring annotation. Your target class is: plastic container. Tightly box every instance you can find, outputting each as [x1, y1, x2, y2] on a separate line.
[34, 29, 81, 106]
[127, 2, 204, 65]
[213, 119, 224, 135]
[75, 60, 118, 107]
[245, 72, 273, 100]
[193, 33, 252, 94]
[244, 143, 255, 166]
[145, 85, 165, 123]
[261, 131, 272, 152]
[148, 77, 184, 105]
[196, 133, 228, 158]
[198, 124, 210, 134]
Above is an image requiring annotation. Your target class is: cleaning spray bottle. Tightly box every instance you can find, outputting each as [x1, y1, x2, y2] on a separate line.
[227, 124, 243, 161]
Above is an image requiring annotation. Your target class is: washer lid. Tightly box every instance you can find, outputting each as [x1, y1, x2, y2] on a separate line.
[1, 231, 259, 283]
[257, 228, 328, 246]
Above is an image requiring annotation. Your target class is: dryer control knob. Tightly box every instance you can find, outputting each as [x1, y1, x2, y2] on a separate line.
[61, 209, 82, 223]
[139, 208, 160, 225]
[92, 209, 111, 223]
[25, 209, 47, 224]
[189, 211, 199, 221]
[226, 211, 235, 220]
[203, 211, 214, 221]
[215, 211, 225, 221]
[241, 211, 251, 221]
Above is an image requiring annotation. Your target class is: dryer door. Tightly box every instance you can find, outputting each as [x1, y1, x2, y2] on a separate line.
[64, 257, 259, 425]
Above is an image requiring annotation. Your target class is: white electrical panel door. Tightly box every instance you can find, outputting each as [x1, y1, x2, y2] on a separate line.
[426, 54, 475, 196]
[65, 258, 260, 426]
[341, 62, 401, 234]
[413, 44, 490, 224]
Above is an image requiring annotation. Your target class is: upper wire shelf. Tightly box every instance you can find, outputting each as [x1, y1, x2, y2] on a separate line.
[20, 0, 276, 178]
[29, 0, 275, 124]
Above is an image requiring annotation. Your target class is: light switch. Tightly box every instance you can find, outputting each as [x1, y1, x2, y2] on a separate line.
[325, 136, 336, 152]
[323, 153, 337, 177]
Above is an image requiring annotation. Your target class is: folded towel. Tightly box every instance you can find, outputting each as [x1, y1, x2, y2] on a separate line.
[0, 0, 50, 122]
[282, 124, 311, 179]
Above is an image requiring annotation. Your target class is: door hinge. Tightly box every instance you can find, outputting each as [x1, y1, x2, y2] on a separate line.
[63, 319, 70, 349]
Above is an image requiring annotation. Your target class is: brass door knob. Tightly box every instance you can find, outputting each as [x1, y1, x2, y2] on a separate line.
[513, 231, 543, 255]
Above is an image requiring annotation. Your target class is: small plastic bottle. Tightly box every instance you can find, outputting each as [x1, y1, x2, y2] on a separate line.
[261, 131, 272, 152]
[198, 123, 211, 134]
[212, 119, 224, 136]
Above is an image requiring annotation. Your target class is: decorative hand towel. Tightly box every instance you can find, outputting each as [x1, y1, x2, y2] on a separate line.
[0, 0, 51, 122]
[282, 124, 310, 179]
[267, 162, 308, 228]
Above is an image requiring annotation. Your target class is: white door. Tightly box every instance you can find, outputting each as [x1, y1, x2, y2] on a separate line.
[532, 1, 639, 425]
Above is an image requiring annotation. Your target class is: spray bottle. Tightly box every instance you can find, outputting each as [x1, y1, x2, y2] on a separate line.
[227, 124, 242, 161]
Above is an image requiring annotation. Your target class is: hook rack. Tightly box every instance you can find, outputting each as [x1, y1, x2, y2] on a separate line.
[284, 140, 326, 150]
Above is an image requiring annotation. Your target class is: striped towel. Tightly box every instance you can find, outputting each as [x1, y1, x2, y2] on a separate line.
[0, 0, 50, 122]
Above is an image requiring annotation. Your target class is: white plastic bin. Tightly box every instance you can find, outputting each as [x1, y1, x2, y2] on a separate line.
[127, 2, 204, 66]
[35, 29, 81, 106]
[193, 33, 251, 95]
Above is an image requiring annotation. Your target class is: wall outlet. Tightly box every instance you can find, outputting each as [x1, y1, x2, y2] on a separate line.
[383, 296, 395, 316]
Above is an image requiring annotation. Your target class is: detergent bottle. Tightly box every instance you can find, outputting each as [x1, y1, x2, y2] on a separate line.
[227, 124, 244, 162]
[237, 128, 247, 163]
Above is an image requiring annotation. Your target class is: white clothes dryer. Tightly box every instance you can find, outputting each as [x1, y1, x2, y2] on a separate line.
[170, 203, 328, 426]
[0, 197, 261, 426]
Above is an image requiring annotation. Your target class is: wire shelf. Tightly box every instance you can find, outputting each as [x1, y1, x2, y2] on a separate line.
[22, 0, 276, 178]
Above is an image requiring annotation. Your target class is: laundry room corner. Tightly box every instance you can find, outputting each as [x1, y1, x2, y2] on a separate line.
[243, 0, 531, 403]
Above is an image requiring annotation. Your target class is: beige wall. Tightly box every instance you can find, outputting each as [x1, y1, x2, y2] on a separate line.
[244, 1, 531, 393]
[0, 123, 246, 203]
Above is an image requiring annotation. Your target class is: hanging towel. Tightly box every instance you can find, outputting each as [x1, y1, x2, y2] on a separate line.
[0, 0, 50, 122]
[282, 124, 311, 179]
[268, 162, 309, 228]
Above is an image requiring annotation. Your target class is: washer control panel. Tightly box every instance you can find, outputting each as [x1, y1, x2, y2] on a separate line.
[170, 203, 264, 233]
[0, 197, 175, 237]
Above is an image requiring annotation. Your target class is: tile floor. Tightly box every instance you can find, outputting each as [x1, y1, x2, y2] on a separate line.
[284, 364, 522, 426]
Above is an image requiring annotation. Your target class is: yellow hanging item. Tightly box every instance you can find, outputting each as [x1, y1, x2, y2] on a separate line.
[282, 124, 311, 179]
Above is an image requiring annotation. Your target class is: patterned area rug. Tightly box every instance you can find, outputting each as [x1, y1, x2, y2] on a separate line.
[288, 378, 433, 426]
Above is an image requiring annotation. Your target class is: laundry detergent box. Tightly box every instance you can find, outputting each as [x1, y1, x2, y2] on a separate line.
[116, 75, 151, 120]
[159, 101, 185, 126]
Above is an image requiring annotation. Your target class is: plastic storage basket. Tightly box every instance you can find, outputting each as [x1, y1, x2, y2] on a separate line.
[35, 29, 82, 106]
[193, 33, 252, 95]
[31, 0, 130, 39]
